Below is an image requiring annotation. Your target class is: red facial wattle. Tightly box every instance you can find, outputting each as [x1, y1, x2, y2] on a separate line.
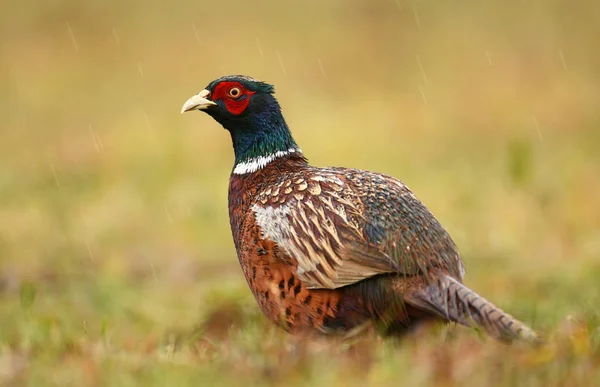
[211, 81, 256, 116]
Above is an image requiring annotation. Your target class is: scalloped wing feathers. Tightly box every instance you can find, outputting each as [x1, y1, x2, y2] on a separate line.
[250, 168, 464, 289]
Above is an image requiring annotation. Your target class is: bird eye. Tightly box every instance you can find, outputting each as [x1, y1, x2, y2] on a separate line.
[228, 87, 242, 98]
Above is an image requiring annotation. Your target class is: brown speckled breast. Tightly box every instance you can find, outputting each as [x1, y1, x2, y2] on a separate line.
[228, 157, 374, 332]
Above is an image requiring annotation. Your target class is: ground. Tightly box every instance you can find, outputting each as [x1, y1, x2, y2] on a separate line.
[1, 0, 599, 386]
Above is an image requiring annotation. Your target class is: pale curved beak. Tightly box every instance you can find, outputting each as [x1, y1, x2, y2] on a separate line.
[181, 89, 217, 113]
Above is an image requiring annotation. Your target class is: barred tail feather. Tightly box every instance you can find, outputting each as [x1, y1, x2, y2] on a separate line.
[406, 274, 538, 342]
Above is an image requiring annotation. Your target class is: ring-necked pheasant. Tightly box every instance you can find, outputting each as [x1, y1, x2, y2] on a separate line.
[181, 75, 537, 341]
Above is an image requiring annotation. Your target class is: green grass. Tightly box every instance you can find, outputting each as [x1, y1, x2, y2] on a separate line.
[1, 0, 599, 385]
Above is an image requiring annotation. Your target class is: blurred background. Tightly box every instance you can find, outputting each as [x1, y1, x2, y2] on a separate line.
[1, 0, 599, 385]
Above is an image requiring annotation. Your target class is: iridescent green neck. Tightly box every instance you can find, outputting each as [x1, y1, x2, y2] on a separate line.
[228, 96, 301, 174]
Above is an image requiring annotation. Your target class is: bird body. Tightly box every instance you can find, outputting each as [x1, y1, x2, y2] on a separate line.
[182, 75, 536, 341]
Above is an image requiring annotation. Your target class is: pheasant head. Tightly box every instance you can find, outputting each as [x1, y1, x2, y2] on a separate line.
[181, 75, 302, 174]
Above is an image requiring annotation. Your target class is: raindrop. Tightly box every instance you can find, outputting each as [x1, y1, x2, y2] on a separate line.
[112, 27, 120, 45]
[255, 37, 264, 58]
[276, 50, 287, 76]
[558, 48, 567, 71]
[485, 50, 493, 65]
[89, 123, 103, 152]
[318, 59, 327, 79]
[419, 84, 428, 105]
[192, 23, 201, 44]
[412, 4, 421, 29]
[66, 22, 79, 52]
[149, 260, 158, 283]
[50, 163, 60, 187]
[165, 204, 173, 223]
[86, 241, 95, 261]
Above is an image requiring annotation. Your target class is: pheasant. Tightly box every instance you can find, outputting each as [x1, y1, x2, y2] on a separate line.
[181, 75, 537, 341]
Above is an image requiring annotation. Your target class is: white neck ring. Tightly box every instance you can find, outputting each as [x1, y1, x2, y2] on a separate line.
[233, 148, 302, 175]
